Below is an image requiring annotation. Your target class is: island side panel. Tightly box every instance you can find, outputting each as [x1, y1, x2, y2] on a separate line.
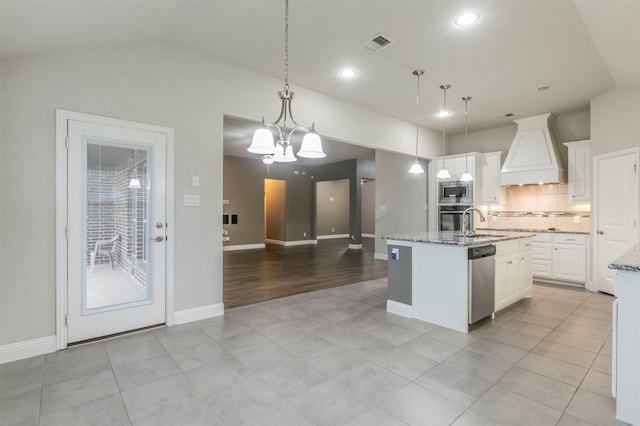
[412, 243, 469, 333]
[386, 240, 414, 317]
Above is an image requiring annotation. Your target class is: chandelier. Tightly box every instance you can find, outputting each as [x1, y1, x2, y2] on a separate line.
[247, 0, 325, 162]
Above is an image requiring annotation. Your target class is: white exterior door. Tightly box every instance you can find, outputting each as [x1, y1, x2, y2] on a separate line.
[595, 150, 638, 295]
[64, 115, 170, 343]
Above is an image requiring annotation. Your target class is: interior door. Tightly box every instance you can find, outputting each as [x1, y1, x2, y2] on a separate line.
[66, 119, 167, 343]
[595, 151, 638, 295]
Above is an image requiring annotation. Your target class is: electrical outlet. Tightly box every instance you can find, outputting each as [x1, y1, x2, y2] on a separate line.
[303, 232, 307, 237]
[574, 215, 581, 224]
[331, 228, 335, 232]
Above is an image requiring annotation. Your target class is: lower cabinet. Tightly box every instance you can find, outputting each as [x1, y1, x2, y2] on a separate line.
[532, 233, 588, 284]
[495, 238, 532, 311]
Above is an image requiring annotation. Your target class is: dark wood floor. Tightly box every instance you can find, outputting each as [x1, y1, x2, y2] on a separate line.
[223, 238, 388, 309]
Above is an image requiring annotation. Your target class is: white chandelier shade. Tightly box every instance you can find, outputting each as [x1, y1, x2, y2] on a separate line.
[248, 128, 276, 155]
[272, 144, 297, 162]
[298, 132, 325, 158]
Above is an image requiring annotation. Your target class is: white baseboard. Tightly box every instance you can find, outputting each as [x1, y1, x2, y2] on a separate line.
[387, 300, 413, 318]
[265, 239, 317, 246]
[174, 303, 224, 325]
[374, 253, 388, 261]
[223, 243, 265, 251]
[0, 335, 57, 364]
[349, 244, 363, 249]
[362, 234, 375, 238]
[317, 234, 350, 240]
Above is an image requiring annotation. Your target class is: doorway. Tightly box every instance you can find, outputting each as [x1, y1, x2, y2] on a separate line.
[56, 110, 174, 346]
[593, 148, 639, 295]
[264, 179, 287, 244]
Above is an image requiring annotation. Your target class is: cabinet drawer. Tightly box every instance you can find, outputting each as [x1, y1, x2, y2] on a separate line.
[532, 242, 552, 260]
[553, 234, 588, 245]
[519, 239, 533, 253]
[533, 233, 553, 243]
[495, 240, 520, 256]
[532, 260, 552, 278]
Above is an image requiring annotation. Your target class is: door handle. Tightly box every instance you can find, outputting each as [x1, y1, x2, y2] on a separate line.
[150, 235, 165, 242]
[597, 230, 605, 235]
[156, 222, 164, 229]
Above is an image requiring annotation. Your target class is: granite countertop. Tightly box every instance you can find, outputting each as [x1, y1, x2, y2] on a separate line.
[608, 245, 640, 272]
[483, 228, 590, 235]
[383, 230, 535, 247]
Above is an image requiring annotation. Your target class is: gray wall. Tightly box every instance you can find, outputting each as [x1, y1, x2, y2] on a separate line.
[223, 156, 266, 246]
[375, 151, 428, 257]
[361, 180, 375, 235]
[1, 42, 445, 346]
[590, 88, 640, 157]
[316, 179, 350, 236]
[265, 179, 286, 241]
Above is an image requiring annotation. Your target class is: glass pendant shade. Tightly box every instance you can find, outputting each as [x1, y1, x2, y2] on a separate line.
[273, 144, 297, 162]
[248, 128, 276, 155]
[408, 161, 424, 174]
[128, 178, 141, 189]
[460, 171, 474, 181]
[297, 132, 326, 158]
[437, 167, 451, 179]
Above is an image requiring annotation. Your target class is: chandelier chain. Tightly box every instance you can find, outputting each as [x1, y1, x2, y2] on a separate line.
[284, 0, 289, 92]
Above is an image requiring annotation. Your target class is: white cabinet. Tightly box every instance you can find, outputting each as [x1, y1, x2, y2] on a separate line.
[495, 238, 532, 311]
[436, 154, 475, 180]
[564, 140, 591, 203]
[482, 151, 506, 205]
[532, 233, 588, 284]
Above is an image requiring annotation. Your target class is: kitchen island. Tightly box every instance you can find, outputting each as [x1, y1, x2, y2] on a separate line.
[384, 231, 534, 333]
[608, 245, 640, 425]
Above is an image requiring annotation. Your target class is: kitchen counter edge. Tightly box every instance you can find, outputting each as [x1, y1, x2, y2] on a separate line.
[383, 231, 535, 247]
[608, 245, 640, 272]
[482, 228, 590, 235]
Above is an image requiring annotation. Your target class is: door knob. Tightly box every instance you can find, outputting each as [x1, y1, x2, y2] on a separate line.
[156, 222, 164, 229]
[597, 230, 604, 235]
[151, 235, 165, 242]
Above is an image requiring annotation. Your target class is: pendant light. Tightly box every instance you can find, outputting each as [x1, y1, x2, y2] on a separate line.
[408, 70, 425, 174]
[247, 0, 325, 162]
[459, 96, 474, 182]
[436, 84, 452, 179]
[128, 149, 141, 188]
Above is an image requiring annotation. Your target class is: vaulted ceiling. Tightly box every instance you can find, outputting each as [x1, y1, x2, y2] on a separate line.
[2, 0, 638, 135]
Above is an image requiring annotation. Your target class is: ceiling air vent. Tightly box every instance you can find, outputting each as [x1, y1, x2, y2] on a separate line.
[361, 33, 394, 53]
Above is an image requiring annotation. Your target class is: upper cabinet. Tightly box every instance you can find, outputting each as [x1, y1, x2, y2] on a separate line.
[482, 151, 506, 205]
[564, 140, 591, 203]
[435, 154, 475, 180]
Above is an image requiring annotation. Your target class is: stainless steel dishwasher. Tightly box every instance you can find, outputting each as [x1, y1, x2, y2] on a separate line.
[468, 245, 496, 324]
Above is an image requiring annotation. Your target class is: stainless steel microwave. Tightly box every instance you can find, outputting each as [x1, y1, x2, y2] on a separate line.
[439, 180, 472, 204]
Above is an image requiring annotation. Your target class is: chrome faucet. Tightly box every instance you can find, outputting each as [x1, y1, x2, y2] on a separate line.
[462, 207, 486, 237]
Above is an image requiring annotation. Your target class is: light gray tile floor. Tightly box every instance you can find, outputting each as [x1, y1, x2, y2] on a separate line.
[0, 280, 629, 425]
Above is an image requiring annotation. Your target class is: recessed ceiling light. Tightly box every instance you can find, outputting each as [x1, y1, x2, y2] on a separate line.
[455, 12, 479, 26]
[536, 85, 550, 91]
[339, 68, 357, 78]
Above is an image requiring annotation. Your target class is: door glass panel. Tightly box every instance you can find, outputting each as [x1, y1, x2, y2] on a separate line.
[84, 142, 152, 313]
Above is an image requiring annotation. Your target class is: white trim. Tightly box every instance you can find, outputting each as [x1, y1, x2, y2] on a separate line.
[375, 253, 389, 261]
[362, 234, 376, 238]
[223, 243, 266, 251]
[349, 244, 363, 249]
[55, 109, 176, 347]
[1, 336, 57, 364]
[317, 234, 350, 240]
[265, 239, 317, 246]
[592, 147, 640, 293]
[174, 303, 224, 325]
[386, 300, 413, 318]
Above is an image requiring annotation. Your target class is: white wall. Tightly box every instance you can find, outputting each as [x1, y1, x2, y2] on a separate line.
[590, 88, 640, 157]
[0, 42, 442, 346]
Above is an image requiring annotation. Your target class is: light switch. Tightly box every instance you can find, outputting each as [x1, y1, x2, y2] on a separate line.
[183, 194, 200, 207]
[191, 176, 200, 187]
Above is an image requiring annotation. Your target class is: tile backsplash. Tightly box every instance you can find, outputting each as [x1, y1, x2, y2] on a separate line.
[480, 183, 591, 233]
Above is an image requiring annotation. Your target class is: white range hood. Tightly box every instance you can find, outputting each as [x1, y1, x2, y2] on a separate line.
[501, 113, 567, 186]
